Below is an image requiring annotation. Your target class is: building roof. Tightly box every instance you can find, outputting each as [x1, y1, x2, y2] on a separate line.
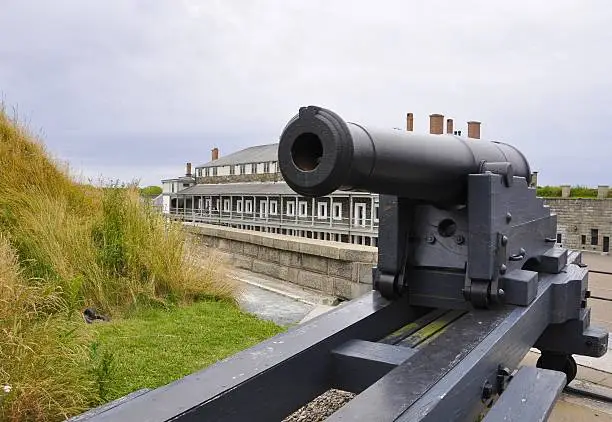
[173, 182, 374, 198]
[178, 182, 296, 196]
[196, 143, 279, 168]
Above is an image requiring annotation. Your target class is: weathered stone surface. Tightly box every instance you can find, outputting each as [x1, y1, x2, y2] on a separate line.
[243, 243, 259, 257]
[185, 222, 381, 300]
[339, 247, 377, 263]
[287, 267, 299, 284]
[356, 263, 375, 285]
[544, 198, 612, 253]
[297, 270, 330, 292]
[302, 255, 328, 274]
[328, 260, 353, 278]
[252, 259, 288, 280]
[217, 238, 231, 251]
[228, 240, 244, 254]
[299, 240, 340, 260]
[232, 256, 253, 270]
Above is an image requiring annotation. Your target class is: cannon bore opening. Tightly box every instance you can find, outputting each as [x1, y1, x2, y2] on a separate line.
[291, 133, 323, 172]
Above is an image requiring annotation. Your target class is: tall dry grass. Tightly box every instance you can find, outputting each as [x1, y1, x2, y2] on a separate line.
[0, 234, 97, 421]
[0, 106, 237, 420]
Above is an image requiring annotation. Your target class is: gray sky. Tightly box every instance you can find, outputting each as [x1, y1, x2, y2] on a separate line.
[1, 0, 611, 187]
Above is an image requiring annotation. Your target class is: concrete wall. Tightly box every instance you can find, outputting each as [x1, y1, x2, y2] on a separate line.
[186, 223, 376, 300]
[544, 198, 612, 253]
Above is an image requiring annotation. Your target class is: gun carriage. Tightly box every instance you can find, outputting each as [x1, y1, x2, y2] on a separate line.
[80, 106, 608, 421]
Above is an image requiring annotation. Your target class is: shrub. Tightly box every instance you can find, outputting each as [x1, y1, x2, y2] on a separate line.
[536, 186, 562, 197]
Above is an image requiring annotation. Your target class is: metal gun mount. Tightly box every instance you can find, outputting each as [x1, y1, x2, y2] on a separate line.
[79, 106, 608, 422]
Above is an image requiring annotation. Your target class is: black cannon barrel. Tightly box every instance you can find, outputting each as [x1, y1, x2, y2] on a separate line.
[278, 106, 531, 205]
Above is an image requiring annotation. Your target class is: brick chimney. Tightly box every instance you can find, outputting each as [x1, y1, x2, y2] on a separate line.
[406, 113, 414, 131]
[211, 147, 219, 161]
[429, 114, 444, 135]
[185, 162, 192, 177]
[446, 118, 454, 135]
[467, 121, 481, 139]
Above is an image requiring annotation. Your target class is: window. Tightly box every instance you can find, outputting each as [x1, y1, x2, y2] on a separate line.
[240, 164, 246, 175]
[212, 167, 218, 176]
[205, 198, 211, 210]
[264, 162, 270, 173]
[317, 202, 328, 219]
[591, 229, 599, 246]
[251, 163, 257, 174]
[556, 233, 562, 244]
[259, 200, 268, 218]
[214, 199, 220, 210]
[333, 203, 342, 220]
[245, 200, 253, 214]
[223, 199, 230, 212]
[354, 203, 367, 227]
[298, 201, 308, 217]
[237, 200, 243, 213]
[183, 183, 190, 188]
[270, 200, 278, 215]
[205, 168, 210, 177]
[374, 204, 379, 222]
[287, 202, 295, 216]
[230, 166, 235, 175]
[581, 235, 586, 245]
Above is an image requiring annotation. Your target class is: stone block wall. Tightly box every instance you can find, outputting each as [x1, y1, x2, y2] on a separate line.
[544, 198, 612, 253]
[196, 173, 281, 184]
[186, 223, 377, 300]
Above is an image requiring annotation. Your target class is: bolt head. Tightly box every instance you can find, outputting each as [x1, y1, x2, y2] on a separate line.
[499, 264, 507, 275]
[455, 234, 465, 245]
[506, 212, 512, 223]
[501, 235, 508, 246]
[426, 234, 436, 244]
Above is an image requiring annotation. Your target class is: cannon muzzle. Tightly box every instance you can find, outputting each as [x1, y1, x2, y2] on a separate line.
[278, 106, 531, 205]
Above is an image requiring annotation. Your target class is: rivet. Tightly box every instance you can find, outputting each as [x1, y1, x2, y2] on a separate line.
[499, 264, 507, 275]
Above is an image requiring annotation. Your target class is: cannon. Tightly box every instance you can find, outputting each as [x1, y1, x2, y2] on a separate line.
[277, 105, 530, 205]
[78, 106, 608, 421]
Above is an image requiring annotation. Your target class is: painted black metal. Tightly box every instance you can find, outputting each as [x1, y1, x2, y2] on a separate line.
[330, 340, 416, 393]
[278, 106, 531, 205]
[481, 367, 566, 422]
[66, 389, 152, 421]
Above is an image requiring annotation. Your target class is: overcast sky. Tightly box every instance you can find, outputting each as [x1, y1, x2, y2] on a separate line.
[1, 0, 611, 187]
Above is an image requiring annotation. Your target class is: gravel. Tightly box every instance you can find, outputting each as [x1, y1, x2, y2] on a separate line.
[283, 389, 356, 422]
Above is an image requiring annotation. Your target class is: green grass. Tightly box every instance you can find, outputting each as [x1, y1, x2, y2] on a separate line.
[90, 299, 285, 401]
[0, 103, 244, 421]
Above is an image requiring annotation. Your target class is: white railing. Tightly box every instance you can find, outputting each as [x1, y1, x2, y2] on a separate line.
[167, 207, 379, 234]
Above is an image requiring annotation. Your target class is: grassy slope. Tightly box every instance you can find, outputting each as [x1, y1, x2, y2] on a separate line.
[0, 108, 283, 421]
[92, 301, 284, 400]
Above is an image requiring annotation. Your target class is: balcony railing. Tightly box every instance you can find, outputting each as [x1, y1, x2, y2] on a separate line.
[166, 207, 379, 234]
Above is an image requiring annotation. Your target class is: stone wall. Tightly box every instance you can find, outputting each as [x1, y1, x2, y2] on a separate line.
[196, 173, 282, 184]
[186, 223, 376, 300]
[544, 198, 612, 253]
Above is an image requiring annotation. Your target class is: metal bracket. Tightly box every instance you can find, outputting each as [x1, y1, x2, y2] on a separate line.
[464, 232, 508, 308]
